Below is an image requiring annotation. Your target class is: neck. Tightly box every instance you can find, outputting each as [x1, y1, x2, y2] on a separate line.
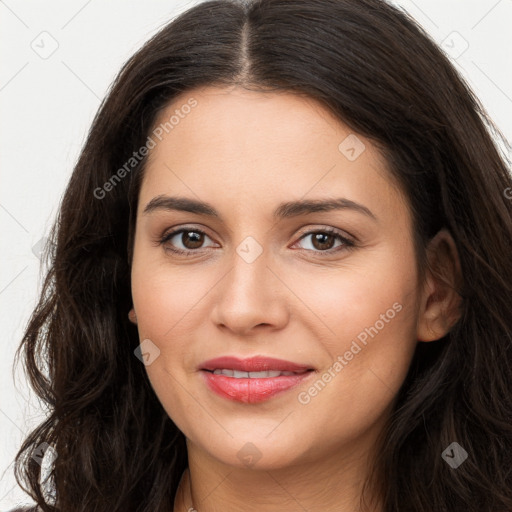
[173, 440, 384, 512]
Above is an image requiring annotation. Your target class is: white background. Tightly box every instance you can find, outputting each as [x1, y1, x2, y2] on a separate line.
[1, 0, 511, 508]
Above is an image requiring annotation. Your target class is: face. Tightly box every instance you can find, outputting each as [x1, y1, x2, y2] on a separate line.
[130, 85, 423, 471]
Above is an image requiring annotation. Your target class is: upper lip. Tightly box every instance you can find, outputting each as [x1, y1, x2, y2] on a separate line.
[199, 356, 314, 373]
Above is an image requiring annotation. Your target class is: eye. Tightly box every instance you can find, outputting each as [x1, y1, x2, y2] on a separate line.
[293, 228, 355, 255]
[157, 226, 355, 256]
[158, 227, 216, 255]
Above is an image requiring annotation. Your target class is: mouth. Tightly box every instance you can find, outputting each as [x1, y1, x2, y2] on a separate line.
[204, 369, 310, 378]
[199, 355, 314, 373]
[199, 356, 315, 403]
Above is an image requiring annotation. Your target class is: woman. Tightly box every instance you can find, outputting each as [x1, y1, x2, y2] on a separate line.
[12, 0, 512, 510]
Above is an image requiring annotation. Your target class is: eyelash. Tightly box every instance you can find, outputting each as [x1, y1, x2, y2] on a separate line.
[157, 226, 356, 257]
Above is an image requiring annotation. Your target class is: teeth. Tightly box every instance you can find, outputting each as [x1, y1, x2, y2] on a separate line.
[212, 369, 297, 378]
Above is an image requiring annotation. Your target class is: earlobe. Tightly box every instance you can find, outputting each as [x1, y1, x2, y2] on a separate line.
[416, 229, 463, 342]
[128, 308, 138, 325]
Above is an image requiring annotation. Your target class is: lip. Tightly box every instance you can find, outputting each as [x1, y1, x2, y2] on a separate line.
[199, 356, 315, 404]
[199, 356, 313, 373]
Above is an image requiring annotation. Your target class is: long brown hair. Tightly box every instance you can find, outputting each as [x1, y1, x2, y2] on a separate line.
[14, 0, 512, 510]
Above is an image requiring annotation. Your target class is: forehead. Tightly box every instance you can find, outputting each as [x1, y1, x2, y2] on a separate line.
[139, 85, 409, 225]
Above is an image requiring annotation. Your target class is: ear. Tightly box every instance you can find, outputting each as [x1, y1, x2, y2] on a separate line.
[416, 229, 463, 342]
[128, 307, 138, 325]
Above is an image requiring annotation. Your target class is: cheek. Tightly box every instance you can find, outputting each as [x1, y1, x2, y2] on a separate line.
[130, 245, 212, 341]
[130, 251, 209, 432]
[296, 246, 419, 351]
[130, 245, 224, 413]
[292, 246, 420, 415]
[295, 309, 417, 455]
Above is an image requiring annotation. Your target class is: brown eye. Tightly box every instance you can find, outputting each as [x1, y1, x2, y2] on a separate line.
[310, 232, 336, 251]
[159, 228, 215, 254]
[295, 228, 354, 255]
[178, 230, 205, 249]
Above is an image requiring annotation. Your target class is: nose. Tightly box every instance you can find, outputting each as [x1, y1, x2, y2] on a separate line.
[210, 245, 290, 337]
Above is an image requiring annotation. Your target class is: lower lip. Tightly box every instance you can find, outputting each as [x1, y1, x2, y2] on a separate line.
[201, 370, 314, 403]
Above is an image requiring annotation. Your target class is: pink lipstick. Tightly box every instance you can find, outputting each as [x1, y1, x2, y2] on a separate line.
[199, 356, 315, 403]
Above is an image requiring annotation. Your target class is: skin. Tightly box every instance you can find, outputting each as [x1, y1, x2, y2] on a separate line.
[128, 85, 461, 511]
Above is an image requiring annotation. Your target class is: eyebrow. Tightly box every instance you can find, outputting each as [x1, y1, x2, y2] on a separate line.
[143, 195, 377, 222]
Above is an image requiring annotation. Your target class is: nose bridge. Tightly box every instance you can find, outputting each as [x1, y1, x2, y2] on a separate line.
[225, 236, 273, 306]
[211, 234, 288, 333]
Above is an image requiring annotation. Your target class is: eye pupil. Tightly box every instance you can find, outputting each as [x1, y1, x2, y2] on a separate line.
[183, 231, 204, 249]
[312, 232, 335, 250]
